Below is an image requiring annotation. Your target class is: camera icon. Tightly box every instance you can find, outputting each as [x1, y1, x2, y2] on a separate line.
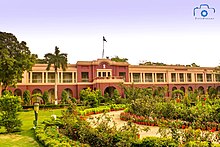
[193, 4, 215, 17]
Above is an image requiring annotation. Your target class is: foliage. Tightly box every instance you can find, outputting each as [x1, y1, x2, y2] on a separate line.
[79, 88, 100, 107]
[42, 91, 49, 104]
[110, 56, 128, 62]
[2, 90, 12, 96]
[0, 94, 22, 133]
[61, 90, 69, 104]
[132, 137, 177, 147]
[23, 90, 31, 105]
[31, 93, 42, 103]
[35, 123, 89, 147]
[172, 89, 184, 99]
[0, 31, 36, 89]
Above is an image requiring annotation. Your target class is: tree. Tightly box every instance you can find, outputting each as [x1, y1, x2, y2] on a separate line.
[0, 94, 22, 133]
[61, 90, 68, 104]
[44, 46, 68, 105]
[42, 91, 49, 104]
[23, 90, 31, 106]
[0, 32, 36, 91]
[111, 56, 128, 62]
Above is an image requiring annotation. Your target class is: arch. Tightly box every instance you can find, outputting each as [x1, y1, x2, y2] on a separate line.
[198, 86, 205, 95]
[32, 88, 42, 95]
[31, 89, 43, 104]
[14, 89, 22, 97]
[172, 87, 177, 91]
[188, 86, 193, 92]
[64, 88, 73, 98]
[180, 87, 185, 93]
[48, 88, 55, 103]
[104, 86, 116, 98]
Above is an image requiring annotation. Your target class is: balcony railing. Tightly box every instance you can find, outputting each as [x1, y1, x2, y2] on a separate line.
[82, 78, 89, 82]
[32, 79, 42, 83]
[93, 76, 124, 83]
[63, 79, 72, 83]
[133, 78, 141, 83]
[48, 79, 55, 83]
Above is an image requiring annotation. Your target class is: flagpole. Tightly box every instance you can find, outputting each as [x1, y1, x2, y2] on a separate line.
[102, 39, 104, 58]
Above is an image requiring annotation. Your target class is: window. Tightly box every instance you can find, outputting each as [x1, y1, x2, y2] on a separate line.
[108, 72, 111, 77]
[32, 72, 42, 83]
[179, 73, 184, 82]
[119, 72, 126, 80]
[74, 72, 77, 83]
[103, 72, 106, 77]
[197, 74, 203, 82]
[81, 72, 89, 82]
[206, 74, 212, 82]
[156, 73, 164, 82]
[63, 72, 72, 83]
[216, 74, 220, 82]
[171, 73, 176, 82]
[48, 73, 55, 83]
[187, 73, 192, 82]
[133, 73, 141, 82]
[98, 72, 101, 77]
[145, 73, 153, 82]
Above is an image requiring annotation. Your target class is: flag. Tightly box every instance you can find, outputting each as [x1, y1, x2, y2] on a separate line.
[103, 36, 107, 42]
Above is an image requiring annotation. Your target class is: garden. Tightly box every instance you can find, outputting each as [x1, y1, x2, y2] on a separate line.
[1, 86, 220, 146]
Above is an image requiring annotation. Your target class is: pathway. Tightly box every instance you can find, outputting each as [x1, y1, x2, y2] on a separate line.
[87, 110, 160, 139]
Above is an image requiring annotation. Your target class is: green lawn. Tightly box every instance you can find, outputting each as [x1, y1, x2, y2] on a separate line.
[0, 109, 64, 147]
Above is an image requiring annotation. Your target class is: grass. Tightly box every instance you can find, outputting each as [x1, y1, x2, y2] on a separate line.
[0, 109, 64, 147]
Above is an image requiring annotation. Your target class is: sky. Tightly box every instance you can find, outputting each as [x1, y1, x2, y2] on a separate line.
[0, 0, 219, 67]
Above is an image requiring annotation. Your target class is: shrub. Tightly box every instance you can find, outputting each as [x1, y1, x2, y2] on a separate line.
[42, 91, 49, 104]
[23, 90, 31, 105]
[0, 94, 22, 133]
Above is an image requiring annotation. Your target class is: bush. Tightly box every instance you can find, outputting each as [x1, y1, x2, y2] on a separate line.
[61, 90, 68, 104]
[132, 137, 178, 147]
[42, 91, 49, 104]
[0, 94, 22, 133]
[23, 90, 31, 105]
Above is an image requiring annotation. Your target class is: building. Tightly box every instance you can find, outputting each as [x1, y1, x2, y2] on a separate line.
[5, 58, 220, 103]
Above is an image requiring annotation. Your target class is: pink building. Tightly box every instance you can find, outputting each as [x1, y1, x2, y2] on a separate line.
[4, 58, 220, 103]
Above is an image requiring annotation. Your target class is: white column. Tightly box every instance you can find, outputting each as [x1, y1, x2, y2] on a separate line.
[140, 73, 142, 83]
[46, 72, 48, 83]
[42, 72, 44, 83]
[163, 73, 165, 82]
[152, 73, 155, 82]
[131, 73, 133, 82]
[61, 72, 63, 83]
[143, 73, 146, 82]
[30, 72, 32, 83]
[72, 72, 74, 83]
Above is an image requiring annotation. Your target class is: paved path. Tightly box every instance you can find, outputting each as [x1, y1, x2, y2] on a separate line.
[87, 110, 160, 139]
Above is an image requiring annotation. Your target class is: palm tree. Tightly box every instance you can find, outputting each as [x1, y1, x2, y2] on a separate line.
[44, 46, 67, 105]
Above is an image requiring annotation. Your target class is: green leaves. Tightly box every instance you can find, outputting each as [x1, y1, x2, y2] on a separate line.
[0, 31, 36, 89]
[44, 46, 68, 72]
[0, 94, 22, 133]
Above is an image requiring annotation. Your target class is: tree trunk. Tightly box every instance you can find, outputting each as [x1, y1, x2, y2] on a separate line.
[55, 70, 58, 105]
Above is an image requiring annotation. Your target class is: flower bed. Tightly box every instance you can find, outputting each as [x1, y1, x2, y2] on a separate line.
[120, 112, 220, 132]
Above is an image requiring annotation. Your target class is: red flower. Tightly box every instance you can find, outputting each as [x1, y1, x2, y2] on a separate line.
[204, 97, 206, 101]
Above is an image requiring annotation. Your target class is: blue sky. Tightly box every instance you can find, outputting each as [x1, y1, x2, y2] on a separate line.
[1, 0, 219, 66]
